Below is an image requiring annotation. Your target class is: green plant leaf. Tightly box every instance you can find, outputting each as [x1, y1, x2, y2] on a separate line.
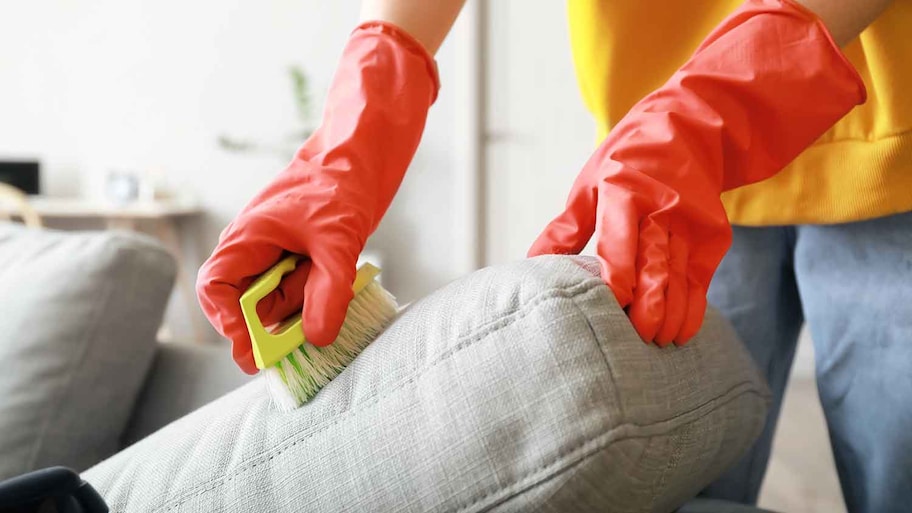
[289, 65, 312, 125]
[217, 135, 257, 152]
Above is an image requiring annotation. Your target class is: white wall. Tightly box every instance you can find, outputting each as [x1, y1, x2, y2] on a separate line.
[483, 0, 596, 266]
[0, 0, 465, 341]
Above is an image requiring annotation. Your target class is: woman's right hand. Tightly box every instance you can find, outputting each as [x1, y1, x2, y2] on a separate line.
[196, 22, 439, 374]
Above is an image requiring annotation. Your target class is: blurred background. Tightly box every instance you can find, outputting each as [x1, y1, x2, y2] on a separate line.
[0, 0, 596, 339]
[0, 1, 840, 510]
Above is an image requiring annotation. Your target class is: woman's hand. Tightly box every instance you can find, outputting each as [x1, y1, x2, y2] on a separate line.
[530, 0, 866, 345]
[197, 22, 439, 374]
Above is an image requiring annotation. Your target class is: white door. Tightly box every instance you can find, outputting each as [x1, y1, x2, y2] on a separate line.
[483, 0, 596, 266]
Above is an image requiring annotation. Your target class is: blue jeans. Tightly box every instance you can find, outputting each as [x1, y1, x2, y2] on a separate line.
[700, 211, 912, 513]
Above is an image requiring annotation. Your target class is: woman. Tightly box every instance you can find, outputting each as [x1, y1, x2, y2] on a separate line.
[196, 0, 910, 510]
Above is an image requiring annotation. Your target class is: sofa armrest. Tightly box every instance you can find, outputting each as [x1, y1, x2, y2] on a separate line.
[122, 342, 252, 446]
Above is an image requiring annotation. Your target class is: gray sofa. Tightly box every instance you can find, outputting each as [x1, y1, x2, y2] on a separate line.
[0, 226, 774, 512]
[0, 225, 250, 478]
[121, 338, 251, 448]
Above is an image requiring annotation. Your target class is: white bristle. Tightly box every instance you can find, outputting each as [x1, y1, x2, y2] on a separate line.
[264, 281, 398, 411]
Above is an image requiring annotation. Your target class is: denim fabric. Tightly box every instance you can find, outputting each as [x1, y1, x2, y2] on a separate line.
[701, 211, 912, 513]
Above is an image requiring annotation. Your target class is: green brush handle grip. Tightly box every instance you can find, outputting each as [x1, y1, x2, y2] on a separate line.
[240, 255, 381, 370]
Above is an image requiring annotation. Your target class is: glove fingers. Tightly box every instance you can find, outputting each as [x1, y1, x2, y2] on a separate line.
[626, 216, 669, 343]
[675, 279, 708, 345]
[196, 237, 286, 330]
[202, 227, 288, 288]
[257, 259, 313, 326]
[301, 246, 359, 347]
[528, 187, 597, 257]
[196, 242, 286, 375]
[654, 233, 688, 347]
[594, 184, 642, 308]
[674, 222, 729, 345]
[195, 276, 258, 374]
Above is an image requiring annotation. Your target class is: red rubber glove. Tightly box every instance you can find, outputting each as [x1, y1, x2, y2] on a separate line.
[529, 0, 865, 346]
[197, 22, 439, 374]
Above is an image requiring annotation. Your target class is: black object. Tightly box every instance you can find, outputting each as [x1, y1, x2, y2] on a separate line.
[0, 161, 40, 195]
[0, 467, 108, 513]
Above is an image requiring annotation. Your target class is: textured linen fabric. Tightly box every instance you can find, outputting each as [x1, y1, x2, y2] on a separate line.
[122, 342, 253, 446]
[84, 256, 769, 513]
[0, 226, 176, 479]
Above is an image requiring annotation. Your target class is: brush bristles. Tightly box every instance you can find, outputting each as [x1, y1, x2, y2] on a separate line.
[264, 281, 398, 411]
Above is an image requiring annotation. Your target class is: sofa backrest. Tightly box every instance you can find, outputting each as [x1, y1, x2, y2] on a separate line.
[0, 226, 175, 477]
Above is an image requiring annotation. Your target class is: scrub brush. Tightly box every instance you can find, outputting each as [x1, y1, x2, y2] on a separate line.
[240, 255, 398, 411]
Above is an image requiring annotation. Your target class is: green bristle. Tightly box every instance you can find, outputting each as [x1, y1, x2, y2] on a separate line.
[263, 281, 398, 411]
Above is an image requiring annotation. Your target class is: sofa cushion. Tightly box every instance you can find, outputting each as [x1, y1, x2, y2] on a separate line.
[0, 226, 176, 479]
[84, 256, 769, 513]
[122, 342, 253, 446]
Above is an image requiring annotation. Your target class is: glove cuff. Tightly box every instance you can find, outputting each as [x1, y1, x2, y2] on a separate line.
[353, 21, 441, 104]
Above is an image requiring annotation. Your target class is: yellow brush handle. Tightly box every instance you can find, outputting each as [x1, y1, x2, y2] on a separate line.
[239, 255, 381, 370]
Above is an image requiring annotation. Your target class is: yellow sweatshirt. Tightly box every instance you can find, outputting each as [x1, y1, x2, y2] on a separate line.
[568, 1, 912, 225]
